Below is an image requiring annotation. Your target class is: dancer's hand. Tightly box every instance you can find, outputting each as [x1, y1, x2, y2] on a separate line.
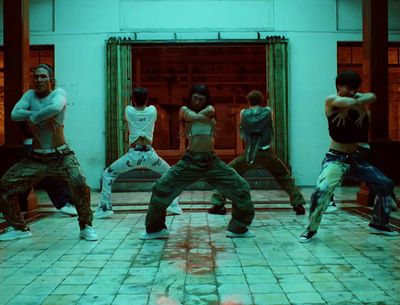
[354, 108, 367, 128]
[332, 109, 349, 127]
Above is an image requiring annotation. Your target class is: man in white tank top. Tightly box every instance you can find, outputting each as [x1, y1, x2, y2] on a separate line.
[94, 87, 183, 218]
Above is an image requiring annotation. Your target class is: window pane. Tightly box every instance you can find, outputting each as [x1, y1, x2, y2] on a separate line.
[389, 67, 400, 140]
[30, 50, 39, 66]
[338, 47, 352, 64]
[352, 47, 363, 64]
[389, 47, 398, 65]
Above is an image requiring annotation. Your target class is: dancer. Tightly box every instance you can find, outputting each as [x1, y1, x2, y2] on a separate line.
[140, 84, 255, 240]
[0, 64, 97, 241]
[299, 71, 398, 242]
[208, 90, 306, 215]
[94, 87, 183, 218]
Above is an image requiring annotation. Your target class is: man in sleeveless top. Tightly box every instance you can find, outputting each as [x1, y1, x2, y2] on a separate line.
[140, 84, 255, 239]
[299, 71, 398, 242]
[208, 90, 306, 215]
[326, 109, 398, 213]
[0, 64, 97, 241]
[94, 87, 183, 218]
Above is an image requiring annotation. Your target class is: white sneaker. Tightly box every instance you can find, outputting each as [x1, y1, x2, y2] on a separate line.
[79, 225, 98, 241]
[0, 228, 32, 242]
[60, 203, 78, 216]
[166, 198, 183, 215]
[325, 201, 338, 214]
[226, 230, 255, 238]
[140, 229, 169, 240]
[93, 205, 114, 219]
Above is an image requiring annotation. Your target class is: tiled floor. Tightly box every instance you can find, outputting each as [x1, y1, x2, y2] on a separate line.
[1, 187, 400, 305]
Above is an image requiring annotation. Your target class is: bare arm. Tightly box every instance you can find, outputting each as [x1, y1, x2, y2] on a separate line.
[326, 93, 376, 109]
[29, 89, 67, 124]
[180, 105, 215, 122]
[198, 105, 215, 117]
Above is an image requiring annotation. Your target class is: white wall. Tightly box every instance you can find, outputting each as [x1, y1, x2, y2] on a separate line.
[1, 0, 400, 188]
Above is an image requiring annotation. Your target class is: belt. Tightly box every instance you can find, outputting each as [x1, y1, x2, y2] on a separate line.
[33, 144, 69, 154]
[130, 144, 151, 151]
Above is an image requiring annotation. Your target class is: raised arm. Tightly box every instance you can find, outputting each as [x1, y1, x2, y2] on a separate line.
[326, 92, 376, 109]
[179, 105, 215, 122]
[29, 88, 67, 124]
[11, 91, 35, 121]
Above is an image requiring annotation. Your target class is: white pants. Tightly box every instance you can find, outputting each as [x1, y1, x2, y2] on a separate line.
[100, 147, 171, 208]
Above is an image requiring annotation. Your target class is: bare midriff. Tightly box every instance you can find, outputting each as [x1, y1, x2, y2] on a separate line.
[32, 125, 65, 149]
[132, 136, 151, 146]
[330, 140, 359, 154]
[187, 134, 214, 152]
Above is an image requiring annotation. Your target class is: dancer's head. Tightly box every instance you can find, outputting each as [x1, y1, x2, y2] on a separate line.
[335, 71, 362, 97]
[33, 64, 55, 95]
[246, 90, 265, 106]
[187, 84, 211, 112]
[132, 87, 149, 107]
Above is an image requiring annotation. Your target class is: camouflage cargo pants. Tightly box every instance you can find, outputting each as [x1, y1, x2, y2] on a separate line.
[0, 149, 92, 231]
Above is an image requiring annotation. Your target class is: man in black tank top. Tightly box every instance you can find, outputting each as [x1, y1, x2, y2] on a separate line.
[208, 90, 306, 215]
[299, 71, 398, 242]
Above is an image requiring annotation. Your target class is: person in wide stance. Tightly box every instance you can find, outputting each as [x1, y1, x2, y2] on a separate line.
[141, 84, 255, 240]
[299, 71, 398, 243]
[0, 64, 97, 242]
[95, 87, 183, 218]
[208, 90, 306, 216]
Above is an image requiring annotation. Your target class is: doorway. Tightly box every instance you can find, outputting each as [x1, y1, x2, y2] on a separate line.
[131, 43, 267, 163]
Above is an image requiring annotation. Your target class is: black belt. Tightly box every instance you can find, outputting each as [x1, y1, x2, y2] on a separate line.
[131, 144, 151, 152]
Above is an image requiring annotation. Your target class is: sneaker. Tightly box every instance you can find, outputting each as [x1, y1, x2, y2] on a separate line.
[368, 223, 399, 236]
[166, 199, 183, 215]
[299, 230, 317, 243]
[208, 205, 227, 215]
[140, 229, 169, 240]
[93, 205, 114, 219]
[325, 201, 338, 214]
[60, 203, 78, 216]
[226, 229, 255, 238]
[293, 204, 306, 215]
[0, 228, 32, 242]
[79, 225, 98, 241]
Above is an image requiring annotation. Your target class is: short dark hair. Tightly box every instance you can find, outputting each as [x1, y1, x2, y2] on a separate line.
[246, 90, 264, 106]
[34, 64, 55, 89]
[132, 87, 149, 106]
[336, 71, 362, 90]
[186, 84, 212, 110]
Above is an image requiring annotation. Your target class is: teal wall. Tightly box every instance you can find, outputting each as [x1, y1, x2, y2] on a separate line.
[1, 0, 400, 187]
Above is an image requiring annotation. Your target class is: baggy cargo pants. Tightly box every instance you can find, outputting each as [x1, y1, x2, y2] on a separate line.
[145, 150, 254, 234]
[0, 148, 92, 231]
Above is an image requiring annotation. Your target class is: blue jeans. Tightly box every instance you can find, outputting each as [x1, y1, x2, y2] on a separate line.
[308, 149, 394, 232]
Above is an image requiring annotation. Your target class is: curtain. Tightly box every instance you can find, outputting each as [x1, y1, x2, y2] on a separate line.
[267, 36, 289, 165]
[106, 38, 132, 166]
